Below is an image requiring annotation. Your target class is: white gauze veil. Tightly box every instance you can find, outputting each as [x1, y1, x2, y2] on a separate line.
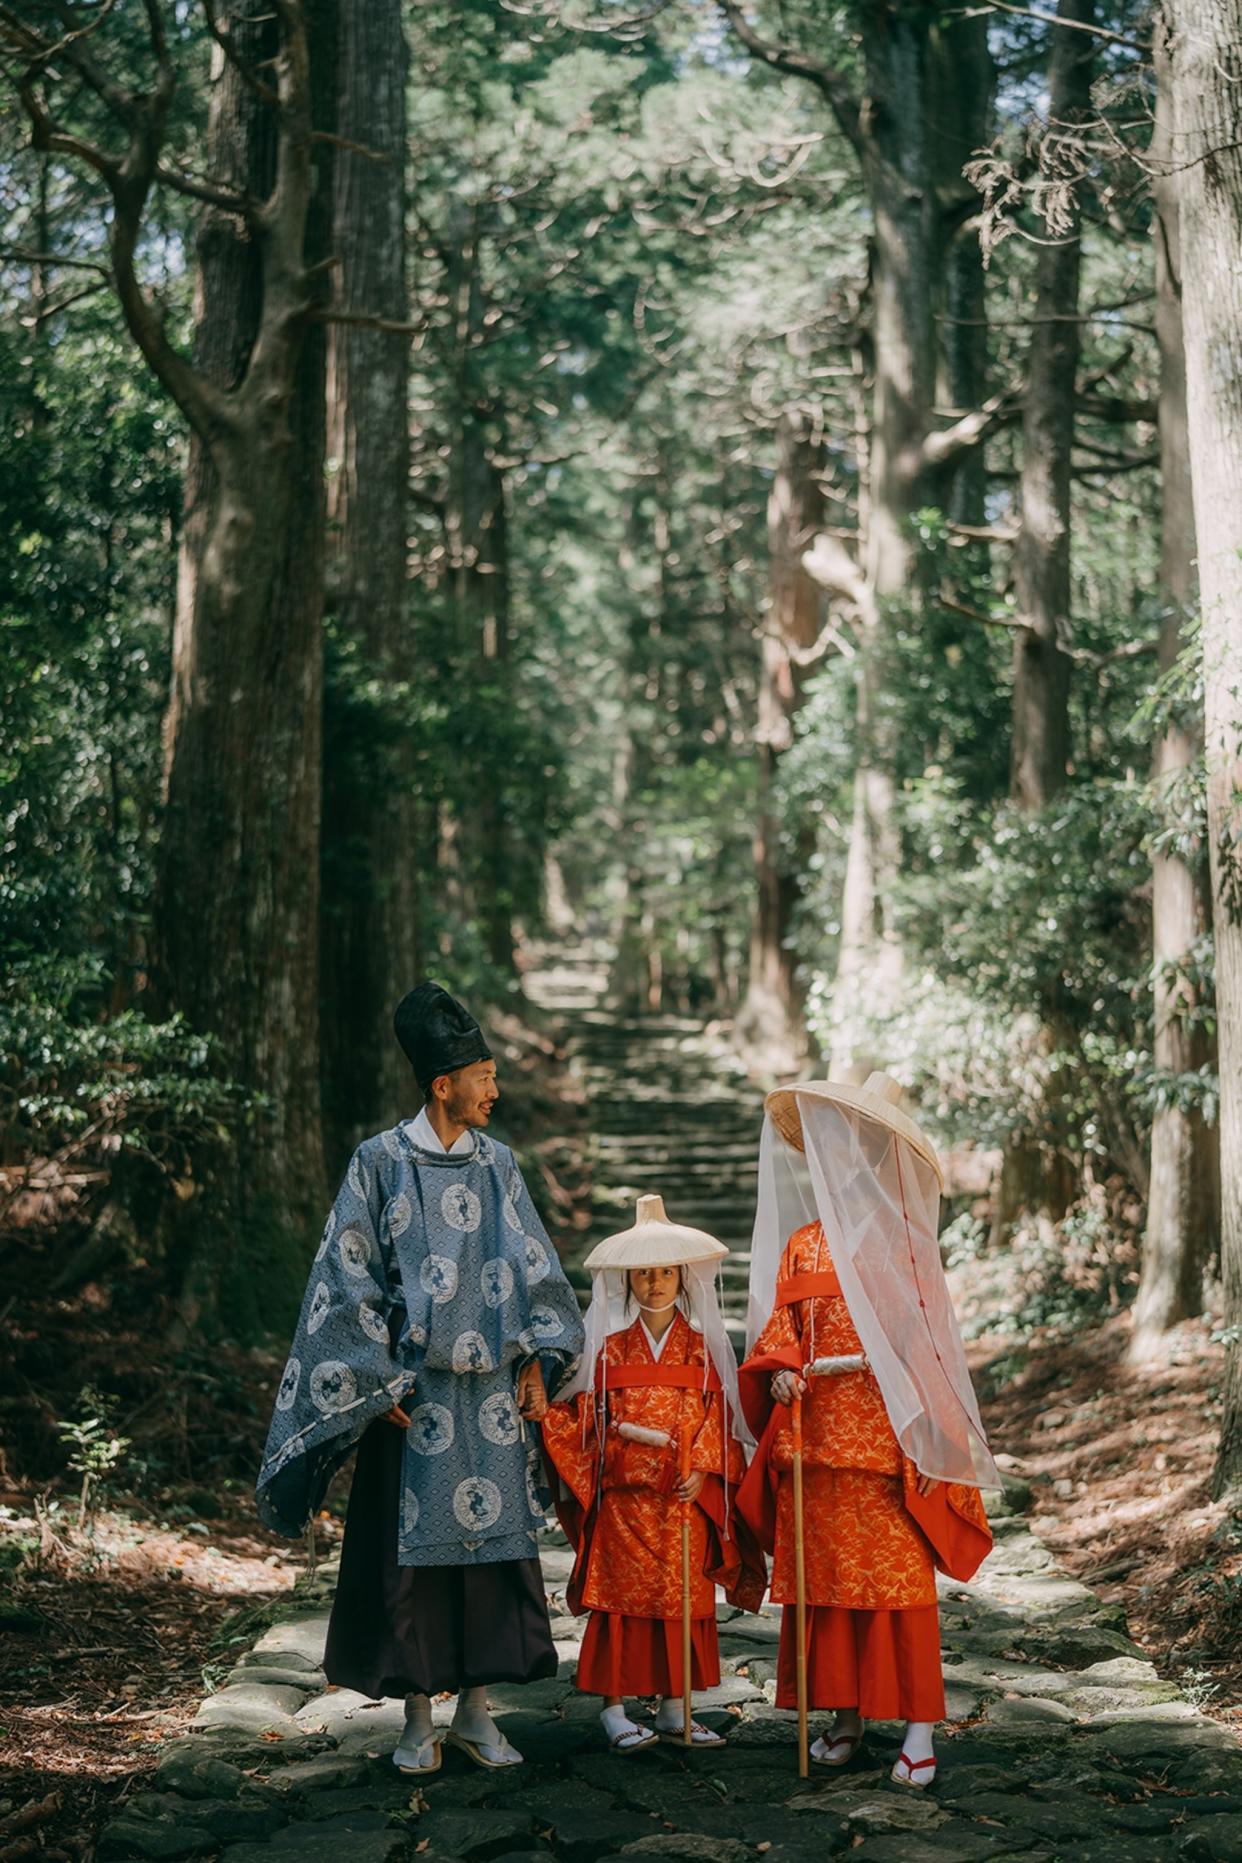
[747, 1100, 998, 1488]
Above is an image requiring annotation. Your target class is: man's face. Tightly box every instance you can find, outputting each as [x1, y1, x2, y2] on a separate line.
[436, 1058, 499, 1127]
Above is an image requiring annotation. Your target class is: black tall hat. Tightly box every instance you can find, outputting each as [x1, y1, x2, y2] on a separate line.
[393, 981, 493, 1091]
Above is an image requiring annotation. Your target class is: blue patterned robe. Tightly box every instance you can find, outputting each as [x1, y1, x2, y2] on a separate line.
[256, 1126, 584, 1565]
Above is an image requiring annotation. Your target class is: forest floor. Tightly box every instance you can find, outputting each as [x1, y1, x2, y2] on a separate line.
[975, 1311, 1242, 1732]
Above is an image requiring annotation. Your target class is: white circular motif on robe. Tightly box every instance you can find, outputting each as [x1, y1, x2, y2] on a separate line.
[420, 1254, 458, 1304]
[338, 1227, 372, 1278]
[407, 1402, 454, 1456]
[528, 1303, 565, 1342]
[309, 1360, 357, 1414]
[441, 1183, 482, 1233]
[525, 1458, 545, 1518]
[385, 1192, 412, 1240]
[358, 1299, 388, 1344]
[523, 1235, 550, 1285]
[402, 1487, 420, 1535]
[381, 1127, 405, 1160]
[348, 1152, 370, 1201]
[478, 1390, 521, 1446]
[502, 1193, 523, 1232]
[276, 1357, 301, 1411]
[480, 1257, 514, 1309]
[474, 1134, 494, 1164]
[315, 1210, 336, 1262]
[307, 1281, 332, 1335]
[452, 1330, 495, 1374]
[405, 1321, 428, 1348]
[453, 1476, 502, 1531]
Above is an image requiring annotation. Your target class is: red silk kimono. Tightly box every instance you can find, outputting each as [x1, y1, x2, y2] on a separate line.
[737, 1222, 992, 1721]
[543, 1311, 764, 1697]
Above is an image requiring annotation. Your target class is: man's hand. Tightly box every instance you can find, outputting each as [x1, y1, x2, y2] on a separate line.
[383, 1401, 412, 1428]
[771, 1369, 808, 1407]
[675, 1469, 706, 1504]
[915, 1472, 939, 1497]
[516, 1360, 548, 1421]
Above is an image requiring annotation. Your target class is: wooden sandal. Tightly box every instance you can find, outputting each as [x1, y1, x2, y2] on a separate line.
[609, 1725, 659, 1753]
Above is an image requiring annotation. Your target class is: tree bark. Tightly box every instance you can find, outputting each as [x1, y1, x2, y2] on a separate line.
[739, 414, 824, 1073]
[1010, 0, 1096, 809]
[320, 0, 416, 1170]
[992, 0, 1096, 1245]
[1130, 18, 1217, 1357]
[1169, 0, 1242, 1499]
[158, 4, 335, 1333]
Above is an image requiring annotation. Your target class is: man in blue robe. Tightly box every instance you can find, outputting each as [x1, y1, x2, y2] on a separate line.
[257, 982, 584, 1773]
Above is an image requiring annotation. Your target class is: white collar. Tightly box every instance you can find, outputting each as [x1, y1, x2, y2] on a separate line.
[405, 1107, 474, 1157]
[640, 1316, 674, 1361]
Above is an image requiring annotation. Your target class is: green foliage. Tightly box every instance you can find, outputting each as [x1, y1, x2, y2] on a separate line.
[57, 1384, 131, 1529]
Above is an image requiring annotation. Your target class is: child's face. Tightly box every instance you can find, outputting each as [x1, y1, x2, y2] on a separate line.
[628, 1264, 681, 1309]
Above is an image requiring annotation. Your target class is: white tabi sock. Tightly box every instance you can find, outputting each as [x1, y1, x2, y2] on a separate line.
[392, 1693, 437, 1771]
[600, 1703, 641, 1742]
[655, 1696, 689, 1733]
[451, 1684, 502, 1747]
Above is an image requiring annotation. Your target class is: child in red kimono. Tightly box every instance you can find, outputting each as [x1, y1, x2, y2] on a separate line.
[543, 1197, 763, 1753]
[739, 1074, 997, 1788]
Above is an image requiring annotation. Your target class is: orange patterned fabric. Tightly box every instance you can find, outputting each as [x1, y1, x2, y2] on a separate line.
[772, 1467, 936, 1609]
[758, 1222, 902, 1475]
[542, 1312, 759, 1620]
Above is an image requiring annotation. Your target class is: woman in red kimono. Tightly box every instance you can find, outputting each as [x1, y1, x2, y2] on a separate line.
[543, 1196, 763, 1753]
[739, 1074, 997, 1788]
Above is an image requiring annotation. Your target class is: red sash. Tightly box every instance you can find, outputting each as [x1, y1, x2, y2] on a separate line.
[774, 1268, 842, 1304]
[594, 1364, 722, 1393]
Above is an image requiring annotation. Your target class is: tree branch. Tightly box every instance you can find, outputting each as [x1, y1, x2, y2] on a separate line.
[922, 390, 1021, 472]
[716, 2, 863, 159]
[952, 3, 1149, 53]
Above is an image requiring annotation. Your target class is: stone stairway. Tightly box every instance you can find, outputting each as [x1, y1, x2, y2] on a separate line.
[522, 939, 762, 1338]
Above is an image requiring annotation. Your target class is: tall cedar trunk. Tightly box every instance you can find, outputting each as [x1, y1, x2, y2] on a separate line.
[740, 414, 824, 1072]
[440, 203, 518, 980]
[840, 10, 939, 1022]
[993, 0, 1095, 1242]
[157, 9, 334, 1335]
[1130, 20, 1218, 1356]
[320, 0, 416, 1171]
[931, 12, 993, 541]
[1010, 0, 1095, 808]
[832, 8, 970, 1053]
[1171, 0, 1242, 1499]
[609, 486, 666, 1015]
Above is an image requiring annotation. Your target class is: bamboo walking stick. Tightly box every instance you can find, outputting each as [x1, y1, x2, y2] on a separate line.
[679, 1417, 694, 1747]
[792, 1389, 809, 1779]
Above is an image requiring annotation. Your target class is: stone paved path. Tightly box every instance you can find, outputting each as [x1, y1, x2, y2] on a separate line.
[101, 956, 1242, 1862]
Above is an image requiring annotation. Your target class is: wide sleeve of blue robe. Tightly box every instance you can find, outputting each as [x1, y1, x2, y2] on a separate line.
[255, 1141, 414, 1537]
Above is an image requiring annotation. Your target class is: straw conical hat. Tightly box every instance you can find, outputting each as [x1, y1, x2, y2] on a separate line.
[583, 1195, 729, 1271]
[764, 1071, 943, 1187]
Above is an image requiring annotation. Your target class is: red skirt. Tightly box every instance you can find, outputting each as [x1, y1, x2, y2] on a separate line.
[776, 1603, 944, 1721]
[576, 1610, 721, 1697]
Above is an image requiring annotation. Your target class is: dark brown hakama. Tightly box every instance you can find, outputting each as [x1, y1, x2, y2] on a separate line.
[323, 1419, 559, 1700]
